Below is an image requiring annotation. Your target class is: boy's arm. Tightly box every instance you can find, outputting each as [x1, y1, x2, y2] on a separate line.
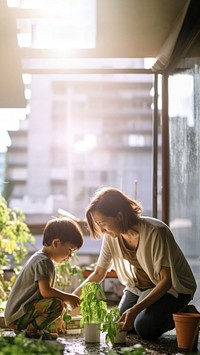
[38, 279, 80, 309]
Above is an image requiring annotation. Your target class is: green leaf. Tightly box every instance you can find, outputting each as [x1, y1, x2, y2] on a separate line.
[63, 313, 72, 322]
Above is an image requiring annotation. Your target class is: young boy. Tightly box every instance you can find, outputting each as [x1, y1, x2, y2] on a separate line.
[4, 217, 84, 340]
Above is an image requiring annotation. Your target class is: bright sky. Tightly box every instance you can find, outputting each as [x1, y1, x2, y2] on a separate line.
[0, 109, 27, 152]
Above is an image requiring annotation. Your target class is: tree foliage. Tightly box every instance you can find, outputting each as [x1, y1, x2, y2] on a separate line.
[0, 195, 34, 302]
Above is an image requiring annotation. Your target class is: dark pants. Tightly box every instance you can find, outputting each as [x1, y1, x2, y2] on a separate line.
[118, 289, 191, 339]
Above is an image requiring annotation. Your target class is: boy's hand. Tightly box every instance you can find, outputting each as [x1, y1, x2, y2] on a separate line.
[65, 294, 80, 309]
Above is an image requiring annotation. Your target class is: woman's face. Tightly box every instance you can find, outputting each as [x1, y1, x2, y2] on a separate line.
[92, 210, 123, 238]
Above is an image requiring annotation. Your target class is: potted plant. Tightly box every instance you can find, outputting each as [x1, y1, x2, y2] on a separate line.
[80, 282, 108, 342]
[102, 305, 126, 345]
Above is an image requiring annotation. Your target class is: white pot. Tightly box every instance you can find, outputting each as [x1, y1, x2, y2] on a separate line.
[84, 323, 101, 343]
[114, 329, 127, 344]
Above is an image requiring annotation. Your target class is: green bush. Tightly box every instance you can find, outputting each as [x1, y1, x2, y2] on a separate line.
[0, 331, 63, 354]
[0, 195, 35, 303]
[55, 253, 83, 291]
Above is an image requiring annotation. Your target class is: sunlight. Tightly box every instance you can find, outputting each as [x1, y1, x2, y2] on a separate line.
[169, 74, 194, 126]
[75, 134, 97, 153]
[6, 0, 21, 7]
[13, 0, 96, 49]
[24, 89, 31, 100]
[144, 58, 156, 69]
[22, 74, 32, 85]
[0, 109, 26, 152]
[0, 129, 11, 153]
[3, 1, 96, 154]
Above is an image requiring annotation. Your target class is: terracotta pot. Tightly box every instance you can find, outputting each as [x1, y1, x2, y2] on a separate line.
[173, 312, 200, 352]
[84, 323, 100, 343]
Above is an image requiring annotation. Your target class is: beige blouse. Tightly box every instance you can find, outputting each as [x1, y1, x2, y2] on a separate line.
[97, 216, 197, 298]
[118, 235, 154, 290]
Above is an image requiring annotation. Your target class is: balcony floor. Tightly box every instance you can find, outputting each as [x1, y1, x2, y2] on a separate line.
[1, 328, 199, 355]
[57, 329, 200, 355]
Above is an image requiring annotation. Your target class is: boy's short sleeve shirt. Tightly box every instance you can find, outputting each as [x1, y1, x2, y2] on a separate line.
[34, 256, 54, 282]
[4, 251, 55, 325]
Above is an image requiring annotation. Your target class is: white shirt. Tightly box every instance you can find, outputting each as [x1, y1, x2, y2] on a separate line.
[97, 216, 196, 298]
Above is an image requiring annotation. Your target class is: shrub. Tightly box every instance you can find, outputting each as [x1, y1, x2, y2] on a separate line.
[0, 195, 34, 303]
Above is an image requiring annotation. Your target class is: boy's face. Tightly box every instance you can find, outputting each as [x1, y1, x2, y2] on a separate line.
[52, 240, 77, 263]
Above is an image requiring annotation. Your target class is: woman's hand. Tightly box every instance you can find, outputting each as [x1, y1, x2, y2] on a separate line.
[118, 306, 139, 331]
[118, 267, 172, 332]
[73, 266, 107, 297]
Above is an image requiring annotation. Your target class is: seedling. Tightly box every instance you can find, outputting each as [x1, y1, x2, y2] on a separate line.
[80, 282, 107, 326]
[0, 331, 63, 354]
[109, 344, 146, 355]
[102, 305, 122, 344]
[63, 312, 72, 323]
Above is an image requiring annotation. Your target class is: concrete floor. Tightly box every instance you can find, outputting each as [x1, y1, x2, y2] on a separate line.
[56, 328, 200, 355]
[1, 326, 200, 355]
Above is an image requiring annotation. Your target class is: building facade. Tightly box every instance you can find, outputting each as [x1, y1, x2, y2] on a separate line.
[5, 68, 161, 225]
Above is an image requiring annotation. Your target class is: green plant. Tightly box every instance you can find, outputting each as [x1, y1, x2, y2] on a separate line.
[109, 344, 146, 355]
[0, 331, 63, 354]
[63, 312, 72, 323]
[0, 195, 35, 301]
[55, 253, 83, 291]
[102, 305, 121, 345]
[80, 282, 108, 326]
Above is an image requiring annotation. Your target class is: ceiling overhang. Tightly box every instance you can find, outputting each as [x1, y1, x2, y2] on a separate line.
[0, 1, 26, 108]
[1, 0, 200, 107]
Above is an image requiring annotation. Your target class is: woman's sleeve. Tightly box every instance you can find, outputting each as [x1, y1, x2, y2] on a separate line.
[152, 226, 172, 278]
[96, 235, 114, 270]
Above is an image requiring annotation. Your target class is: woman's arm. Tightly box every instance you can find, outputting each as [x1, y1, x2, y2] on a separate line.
[73, 265, 108, 297]
[119, 266, 172, 331]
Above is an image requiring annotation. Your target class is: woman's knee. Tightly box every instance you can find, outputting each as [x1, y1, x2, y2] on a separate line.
[134, 311, 165, 339]
[118, 290, 138, 315]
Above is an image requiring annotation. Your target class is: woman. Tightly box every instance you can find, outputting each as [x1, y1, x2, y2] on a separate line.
[74, 187, 197, 339]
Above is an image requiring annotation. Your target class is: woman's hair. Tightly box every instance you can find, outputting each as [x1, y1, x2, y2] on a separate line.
[86, 187, 142, 239]
[43, 217, 84, 248]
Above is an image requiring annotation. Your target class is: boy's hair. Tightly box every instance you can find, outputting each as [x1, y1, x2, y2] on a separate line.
[43, 217, 84, 248]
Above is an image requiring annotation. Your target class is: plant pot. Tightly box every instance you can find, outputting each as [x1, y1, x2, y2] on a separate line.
[114, 329, 127, 344]
[84, 323, 100, 343]
[173, 312, 200, 352]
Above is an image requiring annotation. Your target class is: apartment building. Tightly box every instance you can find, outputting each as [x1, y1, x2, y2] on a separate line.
[5, 68, 161, 225]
